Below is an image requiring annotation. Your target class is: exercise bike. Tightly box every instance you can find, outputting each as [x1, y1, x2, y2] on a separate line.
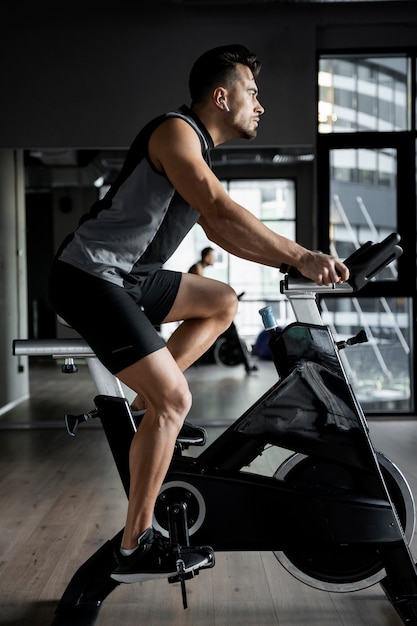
[13, 232, 417, 626]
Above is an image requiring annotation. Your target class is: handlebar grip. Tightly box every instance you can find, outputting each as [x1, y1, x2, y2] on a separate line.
[281, 232, 402, 294]
[344, 232, 402, 291]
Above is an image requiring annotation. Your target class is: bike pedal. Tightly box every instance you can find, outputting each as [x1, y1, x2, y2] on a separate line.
[168, 570, 196, 584]
[197, 546, 216, 571]
[168, 567, 190, 609]
[167, 547, 215, 585]
[168, 549, 216, 609]
[201, 551, 216, 570]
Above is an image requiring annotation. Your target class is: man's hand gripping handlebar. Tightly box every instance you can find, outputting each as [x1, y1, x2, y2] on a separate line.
[281, 233, 403, 295]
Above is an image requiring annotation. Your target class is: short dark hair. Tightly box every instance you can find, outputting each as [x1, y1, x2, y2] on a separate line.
[201, 246, 214, 260]
[189, 44, 261, 105]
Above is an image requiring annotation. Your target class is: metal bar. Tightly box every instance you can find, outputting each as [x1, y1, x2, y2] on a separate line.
[13, 338, 94, 358]
[86, 358, 125, 398]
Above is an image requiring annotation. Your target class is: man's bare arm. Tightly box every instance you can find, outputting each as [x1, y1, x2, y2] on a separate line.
[149, 118, 349, 285]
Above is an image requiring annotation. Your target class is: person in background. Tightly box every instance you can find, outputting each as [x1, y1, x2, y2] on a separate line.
[47, 44, 349, 585]
[188, 246, 216, 276]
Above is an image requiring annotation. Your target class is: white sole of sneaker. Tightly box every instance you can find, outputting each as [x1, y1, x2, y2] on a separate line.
[110, 556, 210, 584]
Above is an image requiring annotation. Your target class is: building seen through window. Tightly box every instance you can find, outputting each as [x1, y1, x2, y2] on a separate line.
[318, 53, 414, 414]
[319, 55, 409, 134]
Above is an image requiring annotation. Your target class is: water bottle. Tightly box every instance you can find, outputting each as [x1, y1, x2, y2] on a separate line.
[259, 306, 282, 368]
[259, 306, 279, 332]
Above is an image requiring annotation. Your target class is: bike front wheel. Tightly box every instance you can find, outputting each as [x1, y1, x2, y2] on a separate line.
[273, 451, 415, 592]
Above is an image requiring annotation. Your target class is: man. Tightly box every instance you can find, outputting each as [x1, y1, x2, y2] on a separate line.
[188, 246, 216, 276]
[48, 44, 349, 584]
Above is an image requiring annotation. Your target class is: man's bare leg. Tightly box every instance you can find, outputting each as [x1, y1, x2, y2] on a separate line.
[117, 275, 238, 549]
[116, 348, 192, 548]
[130, 274, 238, 411]
[112, 347, 214, 583]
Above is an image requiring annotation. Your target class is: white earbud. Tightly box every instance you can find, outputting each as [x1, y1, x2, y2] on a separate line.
[219, 98, 230, 113]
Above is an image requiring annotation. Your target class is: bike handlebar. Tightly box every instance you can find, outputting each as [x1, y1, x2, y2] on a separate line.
[282, 232, 403, 294]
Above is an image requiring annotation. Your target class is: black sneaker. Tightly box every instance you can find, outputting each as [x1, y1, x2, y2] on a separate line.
[177, 422, 206, 446]
[131, 411, 207, 447]
[111, 528, 214, 583]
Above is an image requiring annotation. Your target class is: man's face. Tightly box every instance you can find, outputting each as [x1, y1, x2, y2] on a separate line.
[226, 64, 264, 140]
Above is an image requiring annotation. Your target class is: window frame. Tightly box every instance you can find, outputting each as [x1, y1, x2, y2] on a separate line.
[316, 49, 417, 416]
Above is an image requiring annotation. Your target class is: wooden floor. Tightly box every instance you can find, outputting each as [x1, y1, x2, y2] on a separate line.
[1, 358, 417, 625]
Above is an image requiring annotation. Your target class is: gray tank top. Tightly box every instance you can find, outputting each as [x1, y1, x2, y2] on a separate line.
[58, 105, 214, 287]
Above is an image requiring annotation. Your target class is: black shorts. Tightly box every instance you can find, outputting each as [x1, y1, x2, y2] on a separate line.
[47, 260, 182, 374]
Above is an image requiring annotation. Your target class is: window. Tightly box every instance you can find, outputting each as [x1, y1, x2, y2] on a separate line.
[164, 179, 296, 341]
[317, 52, 416, 415]
[329, 147, 397, 263]
[319, 55, 409, 134]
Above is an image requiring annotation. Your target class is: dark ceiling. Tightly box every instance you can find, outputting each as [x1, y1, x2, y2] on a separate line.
[161, 0, 416, 3]
[23, 0, 414, 189]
